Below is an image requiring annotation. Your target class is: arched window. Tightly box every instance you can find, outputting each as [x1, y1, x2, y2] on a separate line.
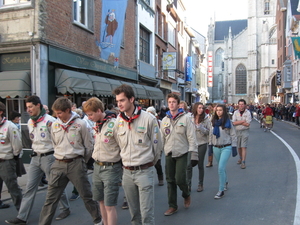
[215, 48, 224, 70]
[235, 64, 247, 94]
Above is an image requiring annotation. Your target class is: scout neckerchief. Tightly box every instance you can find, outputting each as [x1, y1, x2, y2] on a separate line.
[120, 105, 142, 129]
[239, 109, 245, 117]
[0, 117, 7, 128]
[31, 108, 46, 127]
[166, 108, 185, 121]
[60, 115, 77, 133]
[94, 112, 116, 133]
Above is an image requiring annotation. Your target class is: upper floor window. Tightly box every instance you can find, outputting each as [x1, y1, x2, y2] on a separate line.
[235, 64, 247, 94]
[168, 23, 176, 47]
[140, 26, 150, 63]
[215, 48, 224, 70]
[73, 0, 94, 31]
[264, 0, 270, 15]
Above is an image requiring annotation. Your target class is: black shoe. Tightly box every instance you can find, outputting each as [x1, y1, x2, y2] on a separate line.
[5, 218, 27, 225]
[122, 201, 129, 209]
[214, 191, 224, 199]
[0, 202, 10, 209]
[55, 209, 71, 220]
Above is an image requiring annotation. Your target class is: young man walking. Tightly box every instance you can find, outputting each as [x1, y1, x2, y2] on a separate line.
[232, 99, 252, 169]
[38, 97, 102, 225]
[83, 97, 122, 225]
[5, 96, 71, 225]
[160, 93, 197, 216]
[113, 84, 162, 225]
[0, 102, 23, 212]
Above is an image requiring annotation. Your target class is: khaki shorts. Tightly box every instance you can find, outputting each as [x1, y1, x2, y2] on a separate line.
[236, 129, 249, 148]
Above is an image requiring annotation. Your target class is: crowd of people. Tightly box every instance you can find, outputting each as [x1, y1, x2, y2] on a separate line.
[0, 84, 265, 225]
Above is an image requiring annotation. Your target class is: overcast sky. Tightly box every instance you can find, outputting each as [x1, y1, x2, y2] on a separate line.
[185, 0, 248, 36]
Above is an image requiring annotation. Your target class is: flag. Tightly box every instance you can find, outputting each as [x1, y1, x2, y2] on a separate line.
[97, 0, 128, 61]
[291, 37, 300, 59]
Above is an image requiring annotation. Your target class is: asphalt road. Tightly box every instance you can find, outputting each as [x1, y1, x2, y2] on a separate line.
[0, 118, 299, 225]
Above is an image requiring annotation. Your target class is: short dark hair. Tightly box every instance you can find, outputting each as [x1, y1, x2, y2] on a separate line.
[107, 103, 114, 110]
[238, 99, 246, 105]
[167, 93, 180, 104]
[9, 111, 21, 121]
[26, 96, 43, 110]
[112, 84, 135, 100]
[0, 102, 5, 115]
[52, 97, 72, 112]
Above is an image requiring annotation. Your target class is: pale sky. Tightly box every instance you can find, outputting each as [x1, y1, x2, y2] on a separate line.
[185, 0, 248, 36]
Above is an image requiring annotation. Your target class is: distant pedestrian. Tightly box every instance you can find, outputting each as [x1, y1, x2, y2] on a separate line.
[232, 99, 252, 169]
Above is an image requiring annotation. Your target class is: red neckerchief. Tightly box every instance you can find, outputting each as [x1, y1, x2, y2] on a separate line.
[93, 113, 116, 133]
[32, 115, 45, 127]
[120, 106, 142, 129]
[0, 117, 7, 128]
[60, 118, 76, 133]
[239, 110, 245, 117]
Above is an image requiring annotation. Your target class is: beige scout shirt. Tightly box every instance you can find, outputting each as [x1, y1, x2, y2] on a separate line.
[28, 114, 56, 154]
[160, 112, 197, 158]
[114, 110, 162, 167]
[51, 112, 94, 162]
[0, 119, 22, 159]
[93, 117, 121, 163]
[232, 109, 252, 131]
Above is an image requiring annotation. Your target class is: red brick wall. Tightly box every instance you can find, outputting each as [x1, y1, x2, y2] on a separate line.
[43, 0, 136, 70]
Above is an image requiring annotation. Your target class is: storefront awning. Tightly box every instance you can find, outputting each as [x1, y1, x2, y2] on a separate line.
[88, 75, 112, 97]
[0, 71, 31, 98]
[55, 69, 93, 95]
[143, 86, 164, 100]
[107, 79, 122, 91]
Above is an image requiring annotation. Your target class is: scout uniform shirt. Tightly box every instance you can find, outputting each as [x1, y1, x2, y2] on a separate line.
[160, 110, 197, 158]
[93, 116, 121, 163]
[114, 108, 162, 167]
[0, 118, 22, 159]
[51, 111, 94, 162]
[28, 114, 56, 153]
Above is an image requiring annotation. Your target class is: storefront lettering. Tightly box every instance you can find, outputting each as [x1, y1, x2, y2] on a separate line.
[76, 56, 90, 67]
[2, 56, 30, 65]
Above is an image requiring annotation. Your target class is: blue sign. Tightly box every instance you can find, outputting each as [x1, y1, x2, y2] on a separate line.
[185, 56, 192, 82]
[97, 0, 128, 67]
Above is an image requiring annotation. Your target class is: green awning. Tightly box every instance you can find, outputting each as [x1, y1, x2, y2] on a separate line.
[0, 71, 31, 98]
[88, 75, 112, 97]
[55, 69, 93, 95]
[120, 81, 149, 99]
[143, 85, 164, 100]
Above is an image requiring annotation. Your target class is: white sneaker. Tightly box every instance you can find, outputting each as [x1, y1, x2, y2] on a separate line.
[94, 220, 103, 225]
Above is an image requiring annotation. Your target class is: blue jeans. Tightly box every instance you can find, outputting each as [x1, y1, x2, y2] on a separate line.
[213, 146, 231, 191]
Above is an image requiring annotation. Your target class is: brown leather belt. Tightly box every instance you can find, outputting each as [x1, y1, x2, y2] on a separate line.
[213, 144, 231, 148]
[0, 158, 6, 163]
[32, 151, 54, 157]
[123, 162, 153, 171]
[96, 161, 121, 167]
[55, 155, 82, 163]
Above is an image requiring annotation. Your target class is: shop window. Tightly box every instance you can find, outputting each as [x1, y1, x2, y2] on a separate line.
[73, 0, 94, 31]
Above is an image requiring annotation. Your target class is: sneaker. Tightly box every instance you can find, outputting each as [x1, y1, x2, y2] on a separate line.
[122, 201, 129, 209]
[69, 194, 79, 201]
[237, 159, 242, 165]
[94, 220, 103, 225]
[158, 179, 164, 186]
[55, 209, 70, 220]
[197, 184, 203, 192]
[5, 218, 27, 225]
[241, 163, 246, 169]
[224, 182, 228, 191]
[214, 191, 224, 199]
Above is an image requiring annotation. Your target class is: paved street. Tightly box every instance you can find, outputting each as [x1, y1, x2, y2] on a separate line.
[0, 118, 299, 225]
